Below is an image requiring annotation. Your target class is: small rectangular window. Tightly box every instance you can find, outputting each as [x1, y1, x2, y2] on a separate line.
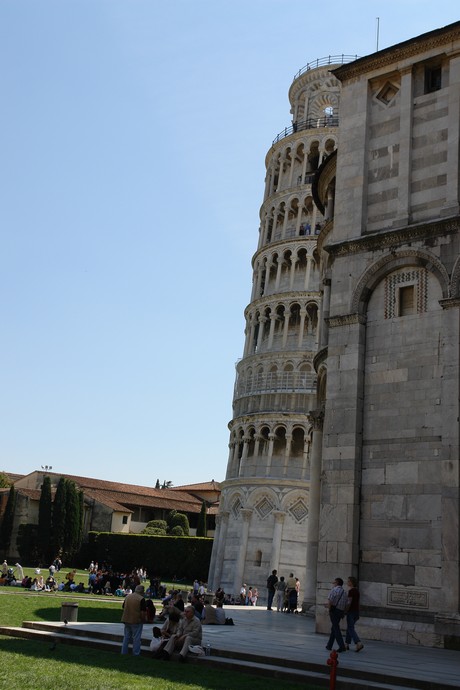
[425, 66, 442, 93]
[399, 285, 415, 316]
[122, 515, 128, 525]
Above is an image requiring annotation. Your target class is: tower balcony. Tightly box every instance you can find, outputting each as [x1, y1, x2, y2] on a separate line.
[234, 370, 316, 400]
[291, 54, 360, 82]
[272, 115, 339, 145]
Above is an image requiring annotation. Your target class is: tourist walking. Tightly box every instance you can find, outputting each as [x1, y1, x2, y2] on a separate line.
[345, 576, 364, 652]
[325, 578, 348, 653]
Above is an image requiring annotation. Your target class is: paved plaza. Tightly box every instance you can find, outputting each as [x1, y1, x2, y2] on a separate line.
[2, 604, 458, 688]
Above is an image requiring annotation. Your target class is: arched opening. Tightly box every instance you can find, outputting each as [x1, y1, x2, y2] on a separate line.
[291, 427, 305, 457]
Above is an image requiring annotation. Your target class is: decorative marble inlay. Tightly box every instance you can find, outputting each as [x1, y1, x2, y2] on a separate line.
[375, 81, 399, 106]
[231, 497, 242, 519]
[255, 496, 274, 519]
[387, 587, 429, 609]
[288, 498, 308, 522]
[384, 268, 427, 318]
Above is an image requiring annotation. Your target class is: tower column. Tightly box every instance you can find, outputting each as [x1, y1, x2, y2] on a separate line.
[270, 511, 286, 574]
[303, 409, 324, 612]
[239, 436, 250, 477]
[269, 166, 276, 196]
[289, 255, 297, 289]
[275, 259, 283, 290]
[263, 214, 271, 245]
[233, 509, 253, 596]
[319, 279, 331, 348]
[298, 308, 307, 348]
[268, 311, 277, 348]
[254, 261, 264, 298]
[283, 433, 292, 476]
[243, 316, 255, 356]
[255, 316, 266, 352]
[225, 442, 235, 479]
[209, 511, 229, 588]
[282, 205, 289, 238]
[295, 202, 303, 235]
[304, 256, 312, 290]
[265, 433, 275, 476]
[277, 158, 283, 191]
[282, 309, 290, 348]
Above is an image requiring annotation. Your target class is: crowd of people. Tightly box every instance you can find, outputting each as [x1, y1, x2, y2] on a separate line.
[3, 557, 363, 658]
[266, 569, 301, 612]
[121, 577, 234, 660]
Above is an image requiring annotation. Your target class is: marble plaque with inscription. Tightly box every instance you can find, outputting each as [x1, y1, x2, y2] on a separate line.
[387, 588, 429, 609]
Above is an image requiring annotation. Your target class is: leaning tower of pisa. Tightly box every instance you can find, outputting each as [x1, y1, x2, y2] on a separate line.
[209, 57, 354, 601]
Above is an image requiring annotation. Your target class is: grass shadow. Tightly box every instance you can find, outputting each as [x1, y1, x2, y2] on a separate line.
[0, 636, 318, 690]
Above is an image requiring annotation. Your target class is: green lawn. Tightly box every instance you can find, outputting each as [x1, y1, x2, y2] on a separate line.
[0, 589, 324, 690]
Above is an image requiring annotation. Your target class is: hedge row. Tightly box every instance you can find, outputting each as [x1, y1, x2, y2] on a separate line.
[79, 532, 213, 581]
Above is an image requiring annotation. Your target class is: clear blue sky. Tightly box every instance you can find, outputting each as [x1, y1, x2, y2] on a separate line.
[1, 1, 458, 487]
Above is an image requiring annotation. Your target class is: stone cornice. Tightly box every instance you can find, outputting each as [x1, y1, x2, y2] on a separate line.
[245, 291, 321, 316]
[333, 22, 460, 82]
[440, 297, 460, 309]
[236, 351, 315, 368]
[324, 217, 458, 257]
[229, 411, 312, 428]
[220, 477, 311, 491]
[326, 313, 367, 328]
[252, 238, 318, 267]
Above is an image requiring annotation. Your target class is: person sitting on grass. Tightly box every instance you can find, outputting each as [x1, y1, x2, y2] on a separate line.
[161, 605, 202, 663]
[45, 575, 57, 592]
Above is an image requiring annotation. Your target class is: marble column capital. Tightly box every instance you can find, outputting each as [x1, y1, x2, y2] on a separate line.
[240, 509, 253, 522]
[273, 511, 286, 524]
[307, 408, 324, 430]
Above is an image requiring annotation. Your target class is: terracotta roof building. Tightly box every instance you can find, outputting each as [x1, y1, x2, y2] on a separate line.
[0, 471, 220, 560]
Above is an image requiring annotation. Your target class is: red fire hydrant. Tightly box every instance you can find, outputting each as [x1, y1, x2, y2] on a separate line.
[326, 649, 339, 690]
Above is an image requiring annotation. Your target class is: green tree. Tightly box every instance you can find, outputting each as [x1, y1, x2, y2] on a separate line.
[64, 480, 81, 560]
[51, 477, 67, 557]
[0, 472, 12, 488]
[77, 490, 84, 550]
[17, 523, 39, 563]
[196, 500, 207, 537]
[155, 479, 160, 489]
[141, 520, 168, 534]
[37, 476, 53, 563]
[169, 525, 184, 536]
[0, 485, 16, 554]
[161, 480, 173, 489]
[167, 509, 189, 536]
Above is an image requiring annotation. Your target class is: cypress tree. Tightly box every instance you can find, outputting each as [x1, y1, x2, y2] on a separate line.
[37, 476, 53, 563]
[77, 490, 84, 551]
[0, 485, 16, 555]
[196, 500, 208, 537]
[64, 480, 81, 560]
[51, 477, 67, 558]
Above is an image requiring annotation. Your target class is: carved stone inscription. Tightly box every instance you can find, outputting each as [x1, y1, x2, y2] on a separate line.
[387, 587, 429, 609]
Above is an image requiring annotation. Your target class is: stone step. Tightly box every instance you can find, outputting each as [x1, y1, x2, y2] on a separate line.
[0, 623, 456, 690]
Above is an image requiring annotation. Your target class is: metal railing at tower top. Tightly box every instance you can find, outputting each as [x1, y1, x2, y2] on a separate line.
[272, 115, 339, 145]
[292, 54, 360, 81]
